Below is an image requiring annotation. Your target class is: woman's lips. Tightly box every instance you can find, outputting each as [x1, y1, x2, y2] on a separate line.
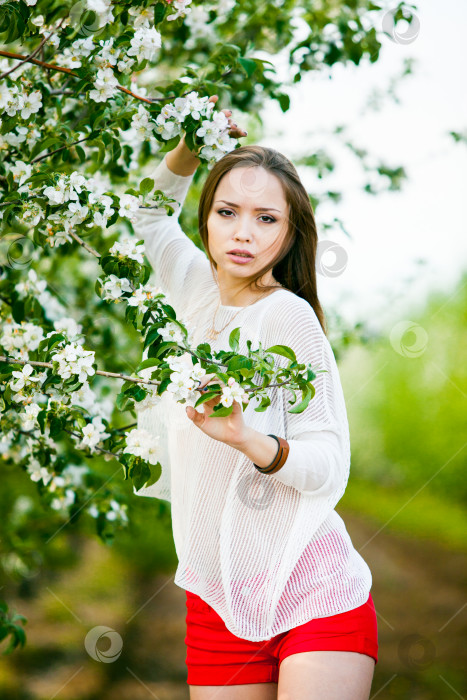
[227, 253, 254, 264]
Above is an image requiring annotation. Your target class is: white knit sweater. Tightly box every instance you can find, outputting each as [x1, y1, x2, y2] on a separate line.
[132, 154, 373, 641]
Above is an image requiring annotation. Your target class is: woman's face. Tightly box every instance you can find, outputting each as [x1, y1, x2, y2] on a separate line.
[206, 165, 289, 286]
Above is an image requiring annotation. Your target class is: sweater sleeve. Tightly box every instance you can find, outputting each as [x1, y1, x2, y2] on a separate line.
[131, 153, 212, 310]
[260, 298, 350, 499]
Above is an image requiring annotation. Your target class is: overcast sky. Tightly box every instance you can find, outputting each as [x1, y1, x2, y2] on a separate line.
[256, 0, 467, 332]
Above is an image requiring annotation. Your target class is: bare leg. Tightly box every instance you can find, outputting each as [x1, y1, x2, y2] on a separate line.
[277, 651, 375, 700]
[189, 682, 278, 700]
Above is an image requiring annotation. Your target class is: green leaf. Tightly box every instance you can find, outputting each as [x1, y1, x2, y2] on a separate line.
[142, 461, 162, 488]
[228, 326, 240, 352]
[254, 394, 271, 412]
[288, 384, 315, 413]
[30, 136, 62, 161]
[139, 178, 154, 195]
[209, 403, 234, 417]
[264, 344, 296, 362]
[75, 145, 86, 163]
[136, 358, 161, 372]
[154, 2, 166, 23]
[131, 461, 151, 490]
[193, 390, 219, 408]
[238, 57, 257, 77]
[11, 299, 24, 323]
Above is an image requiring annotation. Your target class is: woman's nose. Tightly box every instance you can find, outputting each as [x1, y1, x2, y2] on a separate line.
[234, 218, 252, 240]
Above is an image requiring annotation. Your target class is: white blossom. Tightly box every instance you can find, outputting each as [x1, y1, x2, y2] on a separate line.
[50, 489, 75, 512]
[89, 67, 119, 103]
[118, 193, 139, 221]
[51, 343, 96, 383]
[0, 84, 24, 117]
[22, 201, 44, 226]
[21, 90, 42, 119]
[53, 316, 83, 341]
[128, 6, 153, 27]
[61, 464, 89, 488]
[4, 126, 28, 147]
[220, 377, 250, 407]
[18, 402, 41, 430]
[78, 415, 110, 453]
[10, 364, 41, 392]
[101, 274, 132, 301]
[15, 269, 47, 298]
[123, 427, 160, 465]
[131, 105, 155, 140]
[127, 26, 162, 62]
[109, 237, 145, 264]
[153, 115, 182, 141]
[127, 282, 163, 310]
[27, 458, 53, 485]
[105, 499, 128, 522]
[96, 37, 121, 67]
[86, 0, 114, 26]
[166, 0, 193, 22]
[157, 321, 185, 344]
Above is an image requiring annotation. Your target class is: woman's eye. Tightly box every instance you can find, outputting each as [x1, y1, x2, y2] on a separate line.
[217, 209, 276, 223]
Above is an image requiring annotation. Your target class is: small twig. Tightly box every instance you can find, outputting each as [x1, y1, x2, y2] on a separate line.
[47, 89, 76, 96]
[113, 422, 137, 433]
[0, 16, 67, 80]
[0, 355, 161, 387]
[68, 230, 101, 258]
[0, 50, 153, 103]
[0, 50, 208, 105]
[62, 427, 121, 458]
[31, 133, 99, 164]
[17, 425, 120, 458]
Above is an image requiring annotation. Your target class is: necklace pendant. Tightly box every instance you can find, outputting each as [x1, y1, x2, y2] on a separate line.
[207, 328, 219, 341]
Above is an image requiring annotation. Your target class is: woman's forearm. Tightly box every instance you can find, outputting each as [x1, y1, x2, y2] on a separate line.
[228, 428, 284, 471]
[165, 135, 201, 176]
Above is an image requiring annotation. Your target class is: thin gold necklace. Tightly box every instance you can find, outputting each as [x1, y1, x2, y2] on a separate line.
[206, 287, 282, 341]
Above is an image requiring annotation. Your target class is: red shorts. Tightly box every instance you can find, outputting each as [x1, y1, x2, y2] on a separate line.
[185, 590, 378, 686]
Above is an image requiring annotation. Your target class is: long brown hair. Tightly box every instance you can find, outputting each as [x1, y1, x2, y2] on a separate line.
[198, 145, 328, 336]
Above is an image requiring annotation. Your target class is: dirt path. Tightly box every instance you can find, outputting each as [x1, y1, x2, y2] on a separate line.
[2, 510, 466, 699]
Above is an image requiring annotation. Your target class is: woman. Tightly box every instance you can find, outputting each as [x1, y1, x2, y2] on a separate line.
[132, 95, 378, 700]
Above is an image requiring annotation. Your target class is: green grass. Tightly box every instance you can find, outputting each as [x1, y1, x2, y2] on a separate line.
[338, 477, 467, 552]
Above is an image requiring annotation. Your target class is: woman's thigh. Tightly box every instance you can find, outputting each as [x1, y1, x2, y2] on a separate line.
[277, 650, 375, 700]
[189, 682, 277, 700]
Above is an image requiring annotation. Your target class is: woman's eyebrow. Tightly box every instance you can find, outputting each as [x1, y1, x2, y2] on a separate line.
[215, 199, 281, 213]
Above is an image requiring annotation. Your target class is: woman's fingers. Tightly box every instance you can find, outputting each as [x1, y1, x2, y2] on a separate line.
[197, 374, 225, 394]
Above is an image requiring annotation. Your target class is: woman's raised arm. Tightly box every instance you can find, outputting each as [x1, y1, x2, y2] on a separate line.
[131, 95, 248, 311]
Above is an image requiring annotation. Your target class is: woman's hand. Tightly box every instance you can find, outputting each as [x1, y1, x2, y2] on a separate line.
[207, 94, 248, 139]
[185, 373, 251, 449]
[175, 94, 248, 171]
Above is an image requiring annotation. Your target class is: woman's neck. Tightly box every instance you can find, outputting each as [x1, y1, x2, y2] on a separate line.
[218, 283, 283, 307]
